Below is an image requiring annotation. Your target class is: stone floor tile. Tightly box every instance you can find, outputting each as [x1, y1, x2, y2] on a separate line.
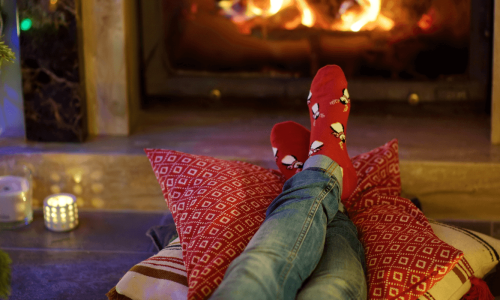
[0, 210, 165, 253]
[6, 249, 151, 300]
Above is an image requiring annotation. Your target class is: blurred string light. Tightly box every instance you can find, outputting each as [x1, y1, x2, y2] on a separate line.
[50, 0, 58, 4]
[20, 18, 32, 31]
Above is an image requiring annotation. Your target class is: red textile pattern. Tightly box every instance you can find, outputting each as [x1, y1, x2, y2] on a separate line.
[146, 139, 464, 300]
[145, 149, 285, 300]
[346, 139, 464, 300]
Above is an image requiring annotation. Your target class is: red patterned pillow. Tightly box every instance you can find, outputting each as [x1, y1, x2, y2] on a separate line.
[145, 149, 285, 300]
[345, 140, 464, 300]
[346, 139, 402, 210]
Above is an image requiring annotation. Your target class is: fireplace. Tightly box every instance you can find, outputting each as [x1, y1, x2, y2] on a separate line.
[139, 0, 492, 105]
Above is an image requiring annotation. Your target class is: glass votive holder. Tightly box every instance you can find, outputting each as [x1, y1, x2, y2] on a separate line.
[43, 193, 79, 232]
[0, 164, 33, 230]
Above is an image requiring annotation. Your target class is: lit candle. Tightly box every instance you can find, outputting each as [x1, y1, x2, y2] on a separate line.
[43, 193, 78, 232]
[0, 176, 31, 225]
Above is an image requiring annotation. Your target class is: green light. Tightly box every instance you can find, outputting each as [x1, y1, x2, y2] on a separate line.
[20, 18, 32, 31]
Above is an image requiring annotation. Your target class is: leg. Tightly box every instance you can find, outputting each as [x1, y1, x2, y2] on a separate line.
[210, 155, 344, 300]
[296, 211, 367, 300]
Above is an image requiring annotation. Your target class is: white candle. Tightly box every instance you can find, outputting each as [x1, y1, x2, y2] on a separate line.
[0, 176, 30, 222]
[43, 193, 79, 232]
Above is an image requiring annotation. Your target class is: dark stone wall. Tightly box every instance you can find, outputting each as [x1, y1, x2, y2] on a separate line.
[19, 0, 86, 142]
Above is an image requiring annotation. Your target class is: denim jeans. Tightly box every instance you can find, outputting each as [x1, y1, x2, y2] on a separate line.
[210, 155, 367, 300]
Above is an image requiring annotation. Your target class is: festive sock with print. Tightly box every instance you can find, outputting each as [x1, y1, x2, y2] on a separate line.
[307, 65, 357, 201]
[270, 121, 311, 181]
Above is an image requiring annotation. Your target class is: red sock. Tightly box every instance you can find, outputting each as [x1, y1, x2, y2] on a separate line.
[307, 65, 357, 201]
[270, 121, 310, 181]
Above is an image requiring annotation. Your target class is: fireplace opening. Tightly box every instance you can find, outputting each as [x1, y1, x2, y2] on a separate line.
[139, 0, 492, 104]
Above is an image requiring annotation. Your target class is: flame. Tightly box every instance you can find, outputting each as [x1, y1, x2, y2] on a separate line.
[337, 0, 393, 32]
[218, 0, 394, 33]
[352, 0, 381, 32]
[269, 0, 284, 15]
[296, 0, 315, 27]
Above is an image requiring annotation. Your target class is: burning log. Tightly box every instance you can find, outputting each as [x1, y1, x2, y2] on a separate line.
[162, 0, 471, 80]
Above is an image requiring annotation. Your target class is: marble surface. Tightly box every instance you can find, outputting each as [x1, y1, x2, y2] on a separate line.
[18, 0, 86, 142]
[0, 0, 25, 138]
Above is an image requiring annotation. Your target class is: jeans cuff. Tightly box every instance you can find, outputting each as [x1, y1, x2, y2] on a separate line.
[304, 155, 344, 212]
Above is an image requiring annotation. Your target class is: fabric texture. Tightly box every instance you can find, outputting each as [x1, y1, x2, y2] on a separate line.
[210, 155, 366, 300]
[143, 139, 466, 300]
[145, 149, 286, 300]
[307, 65, 357, 201]
[417, 221, 500, 300]
[345, 139, 464, 300]
[270, 121, 310, 181]
[107, 237, 188, 300]
[146, 212, 178, 252]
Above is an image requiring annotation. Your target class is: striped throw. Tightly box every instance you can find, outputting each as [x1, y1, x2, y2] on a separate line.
[107, 238, 188, 300]
[418, 221, 500, 300]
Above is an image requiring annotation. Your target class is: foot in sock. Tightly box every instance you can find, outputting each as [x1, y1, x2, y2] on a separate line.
[307, 65, 358, 200]
[270, 121, 310, 181]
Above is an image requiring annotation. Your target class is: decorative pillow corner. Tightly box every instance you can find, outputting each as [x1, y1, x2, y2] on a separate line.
[145, 148, 286, 300]
[416, 221, 500, 300]
[107, 237, 188, 300]
[345, 139, 466, 300]
[352, 202, 464, 300]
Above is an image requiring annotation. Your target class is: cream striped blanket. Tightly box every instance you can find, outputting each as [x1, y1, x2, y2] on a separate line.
[107, 238, 188, 300]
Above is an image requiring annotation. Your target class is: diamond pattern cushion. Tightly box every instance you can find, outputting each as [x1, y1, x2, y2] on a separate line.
[345, 140, 464, 300]
[145, 149, 285, 300]
[146, 140, 464, 300]
[417, 221, 500, 300]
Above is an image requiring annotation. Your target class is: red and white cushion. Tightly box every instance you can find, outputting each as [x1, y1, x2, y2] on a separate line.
[346, 140, 464, 300]
[145, 149, 285, 300]
[146, 139, 464, 300]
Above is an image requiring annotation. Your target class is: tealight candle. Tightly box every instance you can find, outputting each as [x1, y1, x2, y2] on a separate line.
[0, 176, 31, 227]
[43, 193, 78, 232]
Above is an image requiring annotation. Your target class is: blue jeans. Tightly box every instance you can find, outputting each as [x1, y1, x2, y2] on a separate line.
[210, 155, 367, 300]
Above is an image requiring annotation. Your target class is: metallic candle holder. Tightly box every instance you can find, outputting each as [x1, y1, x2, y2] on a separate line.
[43, 193, 79, 232]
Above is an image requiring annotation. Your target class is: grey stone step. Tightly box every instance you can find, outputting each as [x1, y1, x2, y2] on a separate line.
[1, 103, 499, 220]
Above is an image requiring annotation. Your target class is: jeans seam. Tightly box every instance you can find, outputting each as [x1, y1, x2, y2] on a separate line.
[276, 176, 340, 299]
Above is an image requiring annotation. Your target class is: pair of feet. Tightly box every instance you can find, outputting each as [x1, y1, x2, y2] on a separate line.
[271, 65, 357, 201]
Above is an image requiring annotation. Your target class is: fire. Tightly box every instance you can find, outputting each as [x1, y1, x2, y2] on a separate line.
[218, 0, 394, 33]
[296, 0, 315, 27]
